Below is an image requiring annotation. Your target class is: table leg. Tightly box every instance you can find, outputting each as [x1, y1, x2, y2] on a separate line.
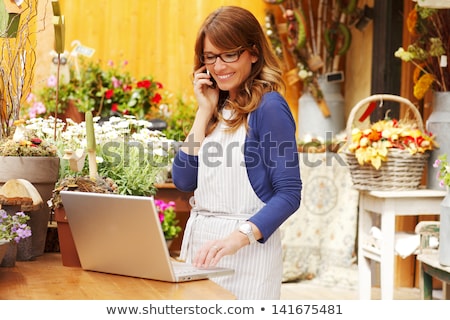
[380, 201, 395, 300]
[358, 197, 372, 299]
[420, 263, 433, 300]
[359, 256, 372, 299]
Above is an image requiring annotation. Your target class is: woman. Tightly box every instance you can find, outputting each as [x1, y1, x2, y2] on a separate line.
[172, 6, 302, 300]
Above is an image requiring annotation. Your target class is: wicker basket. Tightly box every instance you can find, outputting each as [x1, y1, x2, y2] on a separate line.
[344, 94, 430, 191]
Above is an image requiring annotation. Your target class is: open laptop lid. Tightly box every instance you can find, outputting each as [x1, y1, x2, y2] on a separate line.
[60, 191, 183, 282]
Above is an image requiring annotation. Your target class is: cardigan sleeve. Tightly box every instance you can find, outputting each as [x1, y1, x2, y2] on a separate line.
[171, 149, 199, 192]
[246, 92, 302, 242]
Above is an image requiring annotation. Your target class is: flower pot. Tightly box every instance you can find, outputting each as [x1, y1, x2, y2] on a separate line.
[0, 156, 60, 258]
[426, 92, 450, 190]
[16, 235, 33, 261]
[57, 100, 85, 124]
[439, 190, 450, 266]
[0, 241, 17, 267]
[0, 240, 9, 264]
[54, 206, 81, 267]
[298, 76, 345, 141]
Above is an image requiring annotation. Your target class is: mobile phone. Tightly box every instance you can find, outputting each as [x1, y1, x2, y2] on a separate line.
[206, 69, 217, 88]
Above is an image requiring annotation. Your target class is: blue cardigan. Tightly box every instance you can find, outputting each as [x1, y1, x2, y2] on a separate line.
[172, 92, 302, 242]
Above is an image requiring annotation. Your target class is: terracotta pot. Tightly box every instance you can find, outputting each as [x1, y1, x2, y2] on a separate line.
[54, 206, 81, 267]
[57, 100, 85, 124]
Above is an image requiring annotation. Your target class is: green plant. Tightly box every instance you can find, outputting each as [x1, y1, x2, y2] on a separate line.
[155, 199, 181, 240]
[97, 140, 171, 196]
[25, 58, 165, 120]
[394, 5, 449, 100]
[23, 115, 175, 185]
[433, 154, 450, 188]
[158, 94, 197, 141]
[0, 210, 32, 243]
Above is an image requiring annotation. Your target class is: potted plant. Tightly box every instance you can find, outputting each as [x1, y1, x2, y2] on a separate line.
[0, 210, 32, 267]
[47, 114, 177, 266]
[0, 0, 61, 259]
[394, 3, 450, 189]
[155, 199, 182, 245]
[0, 120, 61, 263]
[24, 57, 165, 122]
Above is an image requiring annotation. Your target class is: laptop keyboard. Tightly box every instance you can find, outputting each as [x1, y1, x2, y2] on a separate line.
[172, 261, 211, 275]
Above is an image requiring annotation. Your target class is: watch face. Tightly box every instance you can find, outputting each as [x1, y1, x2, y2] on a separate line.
[240, 223, 251, 233]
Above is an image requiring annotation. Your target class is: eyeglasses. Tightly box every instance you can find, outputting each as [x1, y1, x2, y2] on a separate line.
[200, 47, 247, 65]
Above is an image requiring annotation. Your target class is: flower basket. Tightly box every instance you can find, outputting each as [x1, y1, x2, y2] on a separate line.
[344, 94, 431, 191]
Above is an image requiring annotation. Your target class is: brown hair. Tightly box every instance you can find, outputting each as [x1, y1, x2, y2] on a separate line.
[194, 6, 285, 134]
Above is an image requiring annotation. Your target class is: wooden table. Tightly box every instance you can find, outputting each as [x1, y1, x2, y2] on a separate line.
[0, 253, 235, 300]
[358, 189, 446, 300]
[417, 252, 450, 300]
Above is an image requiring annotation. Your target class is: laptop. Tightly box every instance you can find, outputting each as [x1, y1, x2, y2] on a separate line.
[60, 190, 234, 282]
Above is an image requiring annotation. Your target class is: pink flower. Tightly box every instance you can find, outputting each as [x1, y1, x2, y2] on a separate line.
[112, 76, 122, 88]
[47, 75, 57, 87]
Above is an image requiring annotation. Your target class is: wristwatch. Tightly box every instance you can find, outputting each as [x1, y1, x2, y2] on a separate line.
[239, 222, 256, 244]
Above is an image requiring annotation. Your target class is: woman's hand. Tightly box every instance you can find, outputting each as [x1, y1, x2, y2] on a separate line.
[192, 66, 219, 116]
[180, 67, 220, 155]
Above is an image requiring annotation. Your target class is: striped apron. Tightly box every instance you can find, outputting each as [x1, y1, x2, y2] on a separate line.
[180, 109, 282, 299]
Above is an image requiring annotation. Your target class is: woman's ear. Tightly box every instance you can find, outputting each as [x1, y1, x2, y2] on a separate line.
[251, 45, 259, 63]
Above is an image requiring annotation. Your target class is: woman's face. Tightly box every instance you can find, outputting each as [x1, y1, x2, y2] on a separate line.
[203, 36, 258, 100]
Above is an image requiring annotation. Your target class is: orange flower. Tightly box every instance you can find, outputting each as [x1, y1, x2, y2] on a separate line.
[367, 130, 382, 142]
[414, 73, 434, 100]
[406, 8, 418, 36]
[412, 64, 426, 84]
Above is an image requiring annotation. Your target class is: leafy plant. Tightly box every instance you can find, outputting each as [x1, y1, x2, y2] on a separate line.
[97, 141, 171, 196]
[158, 94, 197, 141]
[23, 115, 175, 184]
